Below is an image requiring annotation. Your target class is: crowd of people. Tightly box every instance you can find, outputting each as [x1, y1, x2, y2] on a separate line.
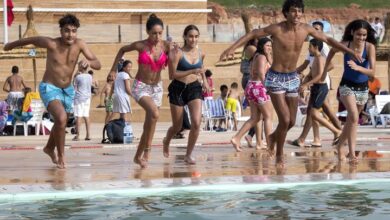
[1, 0, 387, 169]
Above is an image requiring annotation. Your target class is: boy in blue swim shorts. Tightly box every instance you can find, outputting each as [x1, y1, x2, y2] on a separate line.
[4, 14, 101, 169]
[220, 0, 362, 165]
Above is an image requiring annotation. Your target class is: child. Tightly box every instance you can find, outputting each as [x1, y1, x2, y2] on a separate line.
[216, 84, 228, 131]
[299, 39, 341, 147]
[202, 69, 214, 100]
[226, 82, 240, 131]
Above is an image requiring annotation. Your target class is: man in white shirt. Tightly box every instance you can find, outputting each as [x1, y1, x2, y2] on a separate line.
[371, 17, 384, 44]
[290, 21, 342, 148]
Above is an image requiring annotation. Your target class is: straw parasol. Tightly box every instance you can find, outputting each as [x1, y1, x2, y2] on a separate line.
[0, 5, 46, 91]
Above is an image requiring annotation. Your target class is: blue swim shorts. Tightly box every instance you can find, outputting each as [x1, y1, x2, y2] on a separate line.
[39, 82, 75, 113]
[264, 69, 300, 97]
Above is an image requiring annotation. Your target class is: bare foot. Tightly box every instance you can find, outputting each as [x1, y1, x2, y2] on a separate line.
[256, 142, 267, 150]
[43, 147, 58, 164]
[184, 155, 196, 165]
[231, 137, 242, 152]
[336, 145, 347, 161]
[57, 156, 65, 169]
[163, 137, 169, 158]
[267, 134, 276, 156]
[349, 156, 358, 165]
[134, 157, 148, 169]
[245, 135, 254, 148]
[142, 147, 151, 162]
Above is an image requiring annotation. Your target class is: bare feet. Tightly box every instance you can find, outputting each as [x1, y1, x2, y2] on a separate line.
[256, 142, 267, 150]
[245, 135, 254, 148]
[163, 137, 169, 158]
[134, 157, 148, 168]
[184, 155, 196, 165]
[43, 147, 58, 164]
[336, 145, 347, 161]
[231, 137, 242, 152]
[349, 156, 358, 165]
[267, 134, 276, 156]
[57, 156, 65, 169]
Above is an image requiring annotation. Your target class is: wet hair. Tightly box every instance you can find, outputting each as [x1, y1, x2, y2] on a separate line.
[282, 0, 304, 18]
[220, 84, 228, 91]
[59, 14, 80, 28]
[183, 24, 200, 46]
[256, 37, 272, 55]
[309, 38, 323, 51]
[11, 66, 18, 74]
[146, 14, 163, 32]
[88, 70, 94, 75]
[342, 19, 377, 45]
[312, 21, 324, 30]
[205, 69, 212, 77]
[119, 60, 132, 72]
[231, 82, 238, 89]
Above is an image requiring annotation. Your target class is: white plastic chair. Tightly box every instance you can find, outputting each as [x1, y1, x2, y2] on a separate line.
[295, 105, 308, 127]
[13, 99, 46, 136]
[369, 95, 390, 128]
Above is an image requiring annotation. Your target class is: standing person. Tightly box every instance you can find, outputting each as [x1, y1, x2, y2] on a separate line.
[290, 21, 341, 147]
[202, 69, 214, 100]
[73, 61, 93, 141]
[101, 74, 115, 124]
[371, 17, 383, 44]
[108, 14, 170, 168]
[220, 0, 361, 164]
[298, 39, 341, 145]
[110, 60, 133, 121]
[163, 24, 209, 164]
[230, 37, 273, 152]
[88, 70, 99, 96]
[3, 66, 27, 111]
[324, 19, 376, 163]
[226, 82, 240, 131]
[4, 14, 101, 168]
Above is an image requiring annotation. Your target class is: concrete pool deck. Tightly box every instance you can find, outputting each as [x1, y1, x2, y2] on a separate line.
[0, 122, 390, 194]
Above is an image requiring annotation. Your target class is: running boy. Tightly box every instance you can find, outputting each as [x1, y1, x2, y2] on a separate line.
[220, 0, 361, 164]
[4, 14, 101, 168]
[299, 39, 341, 143]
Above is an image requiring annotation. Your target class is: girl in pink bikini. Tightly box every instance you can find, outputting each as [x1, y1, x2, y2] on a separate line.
[108, 14, 170, 168]
[231, 37, 274, 152]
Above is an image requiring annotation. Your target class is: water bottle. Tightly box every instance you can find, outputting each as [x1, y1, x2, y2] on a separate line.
[123, 122, 133, 144]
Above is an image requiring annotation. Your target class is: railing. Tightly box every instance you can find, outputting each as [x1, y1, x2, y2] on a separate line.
[0, 23, 345, 44]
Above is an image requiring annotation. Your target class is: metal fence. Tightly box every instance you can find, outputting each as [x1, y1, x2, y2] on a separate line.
[0, 23, 344, 44]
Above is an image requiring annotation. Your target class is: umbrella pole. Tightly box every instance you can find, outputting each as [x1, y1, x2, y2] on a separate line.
[32, 58, 37, 92]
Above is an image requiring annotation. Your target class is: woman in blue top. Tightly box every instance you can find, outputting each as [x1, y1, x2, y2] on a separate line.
[163, 25, 210, 164]
[323, 19, 376, 163]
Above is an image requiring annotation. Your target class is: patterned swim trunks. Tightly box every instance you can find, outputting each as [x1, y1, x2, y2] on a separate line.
[264, 69, 300, 97]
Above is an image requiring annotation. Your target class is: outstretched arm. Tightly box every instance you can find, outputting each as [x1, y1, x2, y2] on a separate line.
[320, 48, 337, 82]
[309, 28, 362, 63]
[109, 42, 141, 75]
[4, 37, 52, 51]
[219, 26, 272, 61]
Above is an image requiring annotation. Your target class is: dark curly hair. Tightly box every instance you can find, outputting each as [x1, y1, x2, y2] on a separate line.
[342, 19, 377, 45]
[282, 0, 304, 18]
[59, 14, 80, 28]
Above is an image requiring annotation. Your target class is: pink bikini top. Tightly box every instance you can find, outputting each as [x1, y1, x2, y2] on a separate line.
[138, 44, 168, 73]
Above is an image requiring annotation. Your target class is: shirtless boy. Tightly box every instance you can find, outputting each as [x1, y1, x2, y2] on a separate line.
[220, 0, 361, 164]
[299, 39, 341, 143]
[4, 14, 101, 168]
[3, 66, 27, 111]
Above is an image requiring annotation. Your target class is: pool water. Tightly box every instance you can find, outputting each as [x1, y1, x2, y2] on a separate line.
[1, 180, 390, 219]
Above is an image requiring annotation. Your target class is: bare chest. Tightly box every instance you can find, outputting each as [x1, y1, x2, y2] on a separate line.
[47, 46, 80, 67]
[274, 31, 306, 52]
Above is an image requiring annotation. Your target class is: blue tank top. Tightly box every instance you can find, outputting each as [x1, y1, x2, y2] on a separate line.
[342, 42, 369, 83]
[177, 49, 203, 71]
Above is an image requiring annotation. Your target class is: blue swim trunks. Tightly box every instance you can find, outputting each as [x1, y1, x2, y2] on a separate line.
[264, 69, 300, 97]
[39, 82, 75, 113]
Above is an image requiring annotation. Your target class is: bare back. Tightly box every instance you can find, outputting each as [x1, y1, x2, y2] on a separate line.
[310, 55, 326, 84]
[6, 75, 24, 92]
[42, 38, 82, 88]
[265, 22, 310, 73]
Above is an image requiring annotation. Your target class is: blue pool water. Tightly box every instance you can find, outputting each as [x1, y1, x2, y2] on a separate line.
[1, 180, 390, 219]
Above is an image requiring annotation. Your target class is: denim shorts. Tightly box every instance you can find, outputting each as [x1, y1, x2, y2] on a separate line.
[264, 69, 300, 97]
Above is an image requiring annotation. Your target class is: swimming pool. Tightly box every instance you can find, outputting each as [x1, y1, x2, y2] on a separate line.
[1, 174, 390, 219]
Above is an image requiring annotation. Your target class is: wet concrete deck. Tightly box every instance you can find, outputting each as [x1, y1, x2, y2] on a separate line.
[0, 122, 390, 194]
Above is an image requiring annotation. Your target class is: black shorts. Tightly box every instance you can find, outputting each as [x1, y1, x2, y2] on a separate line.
[309, 83, 328, 109]
[168, 80, 203, 106]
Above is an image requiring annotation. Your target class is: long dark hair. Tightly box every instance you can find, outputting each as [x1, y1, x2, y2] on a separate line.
[119, 60, 132, 72]
[255, 37, 272, 55]
[146, 14, 163, 31]
[342, 19, 376, 45]
[244, 39, 257, 50]
[183, 24, 200, 46]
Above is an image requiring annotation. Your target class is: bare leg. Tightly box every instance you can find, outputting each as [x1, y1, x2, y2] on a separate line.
[311, 108, 342, 138]
[84, 117, 90, 140]
[231, 102, 261, 152]
[46, 100, 68, 169]
[312, 119, 321, 145]
[259, 101, 273, 149]
[73, 116, 80, 141]
[184, 99, 202, 164]
[295, 105, 313, 146]
[255, 118, 264, 149]
[43, 130, 58, 164]
[322, 96, 342, 130]
[133, 97, 159, 168]
[164, 104, 184, 158]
